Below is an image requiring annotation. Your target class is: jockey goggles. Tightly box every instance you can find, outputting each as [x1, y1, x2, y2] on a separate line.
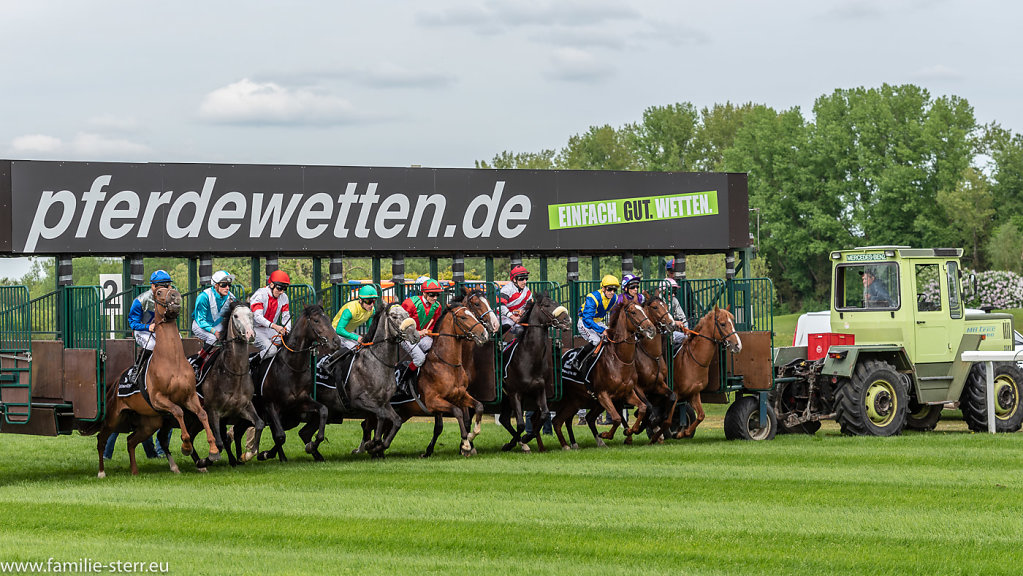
[273, 283, 289, 292]
[513, 274, 529, 282]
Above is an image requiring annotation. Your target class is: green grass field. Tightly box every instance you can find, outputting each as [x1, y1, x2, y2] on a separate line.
[2, 409, 1022, 576]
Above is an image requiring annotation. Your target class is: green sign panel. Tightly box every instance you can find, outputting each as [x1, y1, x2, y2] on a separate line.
[548, 190, 718, 230]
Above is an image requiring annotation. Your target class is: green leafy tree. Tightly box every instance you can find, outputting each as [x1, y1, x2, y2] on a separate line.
[555, 125, 638, 170]
[476, 149, 556, 170]
[693, 102, 759, 171]
[937, 167, 994, 268]
[627, 103, 700, 171]
[985, 222, 1023, 274]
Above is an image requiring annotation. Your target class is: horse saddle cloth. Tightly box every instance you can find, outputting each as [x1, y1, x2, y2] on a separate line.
[187, 348, 224, 389]
[117, 356, 152, 402]
[250, 353, 273, 397]
[389, 366, 420, 405]
[500, 338, 520, 380]
[315, 349, 357, 409]
[560, 345, 605, 388]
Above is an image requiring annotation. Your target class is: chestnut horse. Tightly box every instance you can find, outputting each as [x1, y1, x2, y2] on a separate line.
[551, 300, 656, 450]
[93, 286, 220, 477]
[394, 295, 491, 457]
[672, 306, 742, 439]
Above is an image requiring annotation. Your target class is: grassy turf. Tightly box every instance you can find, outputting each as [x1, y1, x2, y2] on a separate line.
[1, 410, 1022, 576]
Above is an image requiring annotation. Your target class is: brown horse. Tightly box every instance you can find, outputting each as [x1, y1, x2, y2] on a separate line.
[672, 306, 742, 439]
[395, 295, 491, 457]
[94, 287, 220, 477]
[602, 293, 679, 443]
[551, 300, 656, 450]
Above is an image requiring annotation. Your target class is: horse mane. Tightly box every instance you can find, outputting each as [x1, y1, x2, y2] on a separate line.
[606, 298, 626, 328]
[366, 300, 390, 343]
[302, 303, 325, 318]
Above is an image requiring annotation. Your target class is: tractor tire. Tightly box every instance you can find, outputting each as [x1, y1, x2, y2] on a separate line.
[905, 401, 943, 431]
[724, 395, 777, 441]
[769, 380, 822, 435]
[960, 363, 1023, 433]
[835, 359, 908, 436]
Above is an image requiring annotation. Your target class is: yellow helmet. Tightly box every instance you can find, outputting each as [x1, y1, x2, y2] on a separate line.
[600, 275, 620, 289]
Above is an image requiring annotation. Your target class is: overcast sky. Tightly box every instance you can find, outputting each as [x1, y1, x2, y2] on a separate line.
[2, 0, 1020, 279]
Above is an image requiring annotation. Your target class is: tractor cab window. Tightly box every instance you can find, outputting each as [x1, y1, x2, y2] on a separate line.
[836, 262, 899, 311]
[947, 261, 963, 319]
[915, 263, 942, 312]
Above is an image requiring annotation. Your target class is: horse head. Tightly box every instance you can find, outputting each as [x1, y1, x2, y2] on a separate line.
[384, 302, 420, 345]
[225, 300, 255, 343]
[461, 286, 500, 336]
[621, 300, 657, 340]
[295, 304, 342, 355]
[530, 292, 571, 331]
[155, 286, 183, 320]
[449, 304, 490, 346]
[694, 306, 742, 354]
[642, 292, 674, 334]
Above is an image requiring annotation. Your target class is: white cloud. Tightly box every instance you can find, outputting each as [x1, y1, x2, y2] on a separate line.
[198, 78, 359, 126]
[546, 48, 615, 83]
[11, 134, 63, 153]
[70, 133, 151, 158]
[417, 0, 639, 33]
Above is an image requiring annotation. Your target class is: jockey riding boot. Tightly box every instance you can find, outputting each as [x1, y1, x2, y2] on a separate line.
[572, 342, 596, 371]
[128, 349, 153, 385]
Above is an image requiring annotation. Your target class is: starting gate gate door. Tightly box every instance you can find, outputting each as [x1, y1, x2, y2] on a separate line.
[724, 278, 775, 392]
[0, 286, 32, 425]
[63, 285, 105, 424]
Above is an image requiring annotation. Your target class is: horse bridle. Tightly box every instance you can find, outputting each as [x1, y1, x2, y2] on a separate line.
[429, 306, 485, 367]
[644, 297, 675, 335]
[682, 310, 740, 367]
[465, 290, 499, 336]
[518, 298, 570, 331]
[602, 302, 655, 365]
[357, 309, 411, 370]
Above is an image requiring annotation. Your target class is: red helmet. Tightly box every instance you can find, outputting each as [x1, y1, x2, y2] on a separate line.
[268, 270, 290, 285]
[421, 279, 443, 294]
[510, 265, 529, 281]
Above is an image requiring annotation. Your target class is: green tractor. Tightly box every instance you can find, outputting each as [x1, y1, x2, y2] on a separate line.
[772, 247, 1023, 436]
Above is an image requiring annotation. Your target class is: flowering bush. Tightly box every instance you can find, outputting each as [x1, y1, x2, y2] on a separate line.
[964, 269, 1023, 309]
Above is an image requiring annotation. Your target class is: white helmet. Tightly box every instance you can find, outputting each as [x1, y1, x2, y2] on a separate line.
[659, 278, 678, 290]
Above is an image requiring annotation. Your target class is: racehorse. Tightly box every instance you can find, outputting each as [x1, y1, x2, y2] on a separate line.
[672, 306, 742, 439]
[238, 304, 341, 462]
[91, 286, 220, 477]
[315, 301, 419, 457]
[394, 293, 491, 457]
[496, 292, 570, 452]
[182, 300, 263, 469]
[598, 293, 678, 443]
[550, 300, 656, 450]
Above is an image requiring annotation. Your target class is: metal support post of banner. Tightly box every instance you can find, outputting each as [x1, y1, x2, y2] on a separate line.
[265, 254, 279, 280]
[429, 257, 439, 280]
[485, 256, 494, 283]
[725, 251, 736, 280]
[591, 256, 601, 282]
[641, 255, 650, 279]
[539, 256, 548, 282]
[199, 254, 213, 286]
[312, 258, 322, 296]
[511, 252, 522, 274]
[250, 257, 260, 293]
[453, 254, 465, 284]
[371, 258, 381, 286]
[188, 258, 198, 294]
[675, 253, 686, 282]
[329, 254, 344, 312]
[622, 252, 634, 278]
[56, 255, 73, 341]
[392, 253, 406, 301]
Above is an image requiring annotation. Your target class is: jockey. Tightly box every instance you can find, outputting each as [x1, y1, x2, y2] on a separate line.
[332, 285, 378, 353]
[400, 278, 443, 367]
[192, 270, 237, 349]
[499, 265, 532, 337]
[656, 278, 689, 347]
[125, 270, 172, 383]
[571, 274, 619, 370]
[620, 273, 644, 305]
[250, 270, 291, 360]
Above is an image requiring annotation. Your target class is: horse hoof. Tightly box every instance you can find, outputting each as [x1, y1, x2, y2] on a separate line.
[596, 440, 607, 448]
[198, 467, 208, 474]
[419, 453, 432, 459]
[181, 443, 193, 456]
[519, 443, 531, 453]
[97, 471, 106, 479]
[241, 452, 255, 462]
[208, 451, 222, 463]
[501, 442, 515, 452]
[599, 432, 614, 440]
[562, 445, 572, 451]
[571, 443, 580, 450]
[257, 451, 270, 461]
[624, 437, 633, 446]
[305, 442, 316, 454]
[470, 447, 477, 456]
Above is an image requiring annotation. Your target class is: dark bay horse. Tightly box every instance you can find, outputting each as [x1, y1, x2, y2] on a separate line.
[551, 300, 656, 450]
[92, 287, 219, 477]
[672, 306, 742, 439]
[239, 304, 341, 462]
[496, 292, 570, 452]
[394, 296, 491, 457]
[183, 300, 264, 469]
[316, 302, 419, 457]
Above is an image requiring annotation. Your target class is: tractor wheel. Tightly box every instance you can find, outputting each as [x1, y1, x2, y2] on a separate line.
[960, 363, 1023, 433]
[724, 396, 777, 441]
[769, 380, 822, 435]
[835, 359, 908, 436]
[667, 402, 697, 438]
[905, 401, 943, 431]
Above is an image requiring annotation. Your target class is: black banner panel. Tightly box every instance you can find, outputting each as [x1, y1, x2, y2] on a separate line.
[1, 161, 749, 255]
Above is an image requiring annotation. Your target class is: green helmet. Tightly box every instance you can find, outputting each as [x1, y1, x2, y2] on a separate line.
[357, 285, 378, 299]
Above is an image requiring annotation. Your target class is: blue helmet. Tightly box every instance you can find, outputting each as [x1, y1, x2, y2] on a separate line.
[150, 270, 172, 284]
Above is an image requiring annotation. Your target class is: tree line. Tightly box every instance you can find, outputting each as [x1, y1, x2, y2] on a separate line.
[477, 83, 1023, 307]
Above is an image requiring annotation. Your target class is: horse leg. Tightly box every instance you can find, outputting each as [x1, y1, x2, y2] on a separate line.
[233, 421, 252, 461]
[234, 403, 264, 466]
[654, 390, 678, 443]
[221, 421, 239, 467]
[353, 417, 375, 455]
[679, 393, 706, 439]
[258, 405, 287, 462]
[96, 417, 117, 478]
[149, 392, 194, 456]
[498, 398, 519, 452]
[422, 415, 444, 458]
[510, 394, 530, 453]
[124, 416, 160, 476]
[184, 394, 221, 462]
[585, 406, 606, 447]
[593, 392, 623, 447]
[378, 407, 404, 453]
[300, 398, 329, 462]
[156, 421, 181, 474]
[450, 403, 473, 457]
[627, 387, 652, 438]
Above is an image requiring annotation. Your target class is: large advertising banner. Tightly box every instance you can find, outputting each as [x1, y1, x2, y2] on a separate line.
[0, 161, 749, 255]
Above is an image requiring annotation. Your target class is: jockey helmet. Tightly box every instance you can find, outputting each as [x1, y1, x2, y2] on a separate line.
[622, 274, 641, 289]
[211, 270, 235, 285]
[421, 279, 443, 294]
[357, 285, 378, 299]
[665, 257, 674, 271]
[600, 275, 620, 289]
[510, 265, 529, 281]
[268, 270, 290, 285]
[149, 270, 172, 284]
[659, 278, 678, 290]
